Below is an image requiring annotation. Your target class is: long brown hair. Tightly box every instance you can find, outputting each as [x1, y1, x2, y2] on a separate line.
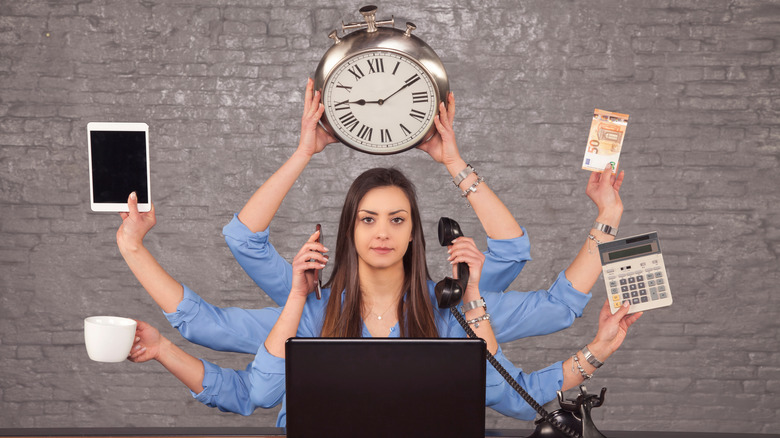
[320, 168, 438, 338]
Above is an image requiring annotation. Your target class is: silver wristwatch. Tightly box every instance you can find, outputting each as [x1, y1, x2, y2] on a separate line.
[592, 221, 617, 237]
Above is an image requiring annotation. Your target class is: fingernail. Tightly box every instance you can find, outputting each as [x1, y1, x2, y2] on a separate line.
[130, 191, 137, 200]
[135, 337, 140, 342]
[320, 264, 326, 268]
[622, 301, 630, 308]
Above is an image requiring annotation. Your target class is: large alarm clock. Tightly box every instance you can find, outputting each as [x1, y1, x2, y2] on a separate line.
[313, 5, 450, 155]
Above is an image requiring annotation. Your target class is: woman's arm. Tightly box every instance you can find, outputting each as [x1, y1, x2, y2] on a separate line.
[128, 320, 205, 393]
[563, 167, 624, 293]
[264, 229, 327, 358]
[116, 192, 183, 313]
[417, 93, 523, 240]
[237, 78, 337, 233]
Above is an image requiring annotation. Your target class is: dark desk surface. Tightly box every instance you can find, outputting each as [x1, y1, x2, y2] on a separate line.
[1, 428, 779, 438]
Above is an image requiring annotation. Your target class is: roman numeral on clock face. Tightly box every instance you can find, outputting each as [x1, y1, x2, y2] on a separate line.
[367, 58, 384, 74]
[336, 82, 352, 92]
[412, 92, 428, 103]
[339, 112, 359, 132]
[400, 124, 411, 136]
[409, 109, 426, 122]
[334, 100, 350, 111]
[405, 74, 421, 87]
[380, 129, 392, 143]
[357, 125, 373, 141]
[348, 65, 365, 80]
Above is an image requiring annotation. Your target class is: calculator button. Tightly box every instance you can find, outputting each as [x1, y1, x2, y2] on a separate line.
[649, 287, 657, 293]
[620, 279, 628, 285]
[650, 290, 659, 300]
[632, 298, 640, 304]
[609, 281, 617, 287]
[628, 277, 636, 284]
[631, 291, 639, 298]
[638, 282, 646, 288]
[648, 279, 656, 287]
[639, 289, 647, 296]
[658, 285, 666, 292]
[611, 288, 618, 294]
[641, 296, 649, 303]
[655, 271, 663, 277]
[660, 292, 668, 299]
[621, 286, 629, 292]
[656, 278, 665, 285]
[612, 294, 621, 302]
[637, 275, 644, 282]
[614, 301, 622, 308]
[606, 268, 615, 274]
[629, 284, 637, 291]
[622, 293, 630, 300]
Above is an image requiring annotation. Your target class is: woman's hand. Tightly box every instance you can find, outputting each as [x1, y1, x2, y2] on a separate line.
[289, 228, 329, 299]
[585, 167, 625, 220]
[116, 192, 156, 253]
[297, 78, 338, 157]
[127, 320, 165, 363]
[447, 236, 485, 301]
[588, 300, 642, 361]
[417, 92, 461, 167]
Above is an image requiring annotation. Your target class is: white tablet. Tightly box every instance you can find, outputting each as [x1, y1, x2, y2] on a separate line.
[87, 122, 151, 212]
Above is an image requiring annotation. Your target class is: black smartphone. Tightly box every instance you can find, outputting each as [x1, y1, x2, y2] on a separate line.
[314, 224, 323, 300]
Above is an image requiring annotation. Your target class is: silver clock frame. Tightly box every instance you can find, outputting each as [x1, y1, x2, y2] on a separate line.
[313, 6, 450, 155]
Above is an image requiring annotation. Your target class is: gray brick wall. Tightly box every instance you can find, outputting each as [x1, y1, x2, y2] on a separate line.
[1, 0, 778, 433]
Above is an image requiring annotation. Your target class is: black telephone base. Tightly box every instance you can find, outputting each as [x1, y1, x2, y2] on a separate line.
[526, 386, 608, 438]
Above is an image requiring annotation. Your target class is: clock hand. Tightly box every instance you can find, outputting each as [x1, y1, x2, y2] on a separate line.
[338, 99, 382, 106]
[380, 83, 411, 103]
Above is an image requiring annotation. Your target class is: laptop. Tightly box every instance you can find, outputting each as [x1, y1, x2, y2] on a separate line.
[285, 338, 487, 438]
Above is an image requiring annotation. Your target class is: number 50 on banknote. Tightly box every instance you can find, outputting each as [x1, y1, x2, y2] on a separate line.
[582, 109, 629, 173]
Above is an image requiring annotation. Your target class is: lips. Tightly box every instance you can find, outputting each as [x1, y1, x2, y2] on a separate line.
[371, 247, 393, 254]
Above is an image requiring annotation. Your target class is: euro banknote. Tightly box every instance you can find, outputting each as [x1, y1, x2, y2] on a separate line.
[582, 109, 629, 173]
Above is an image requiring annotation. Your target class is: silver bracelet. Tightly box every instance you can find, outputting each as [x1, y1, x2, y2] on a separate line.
[572, 353, 592, 380]
[452, 164, 475, 187]
[581, 346, 604, 368]
[460, 297, 486, 313]
[466, 312, 490, 328]
[587, 233, 604, 245]
[592, 221, 618, 237]
[461, 175, 485, 198]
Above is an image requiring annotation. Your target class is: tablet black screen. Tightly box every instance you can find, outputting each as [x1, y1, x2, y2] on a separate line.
[90, 130, 149, 203]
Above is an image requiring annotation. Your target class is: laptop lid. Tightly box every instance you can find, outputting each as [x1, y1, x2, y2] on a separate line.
[285, 338, 487, 438]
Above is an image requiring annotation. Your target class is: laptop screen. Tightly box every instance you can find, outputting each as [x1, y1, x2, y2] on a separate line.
[285, 338, 487, 438]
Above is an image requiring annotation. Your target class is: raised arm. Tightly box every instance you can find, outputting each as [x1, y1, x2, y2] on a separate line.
[264, 229, 327, 358]
[418, 93, 523, 240]
[116, 192, 183, 313]
[237, 78, 337, 232]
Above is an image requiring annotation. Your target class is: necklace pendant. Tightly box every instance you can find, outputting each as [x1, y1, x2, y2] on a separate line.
[377, 316, 382, 320]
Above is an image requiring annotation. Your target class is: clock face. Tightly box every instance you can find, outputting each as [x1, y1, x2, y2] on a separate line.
[322, 50, 439, 154]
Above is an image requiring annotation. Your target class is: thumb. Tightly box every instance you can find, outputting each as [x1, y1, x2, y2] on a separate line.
[127, 191, 139, 218]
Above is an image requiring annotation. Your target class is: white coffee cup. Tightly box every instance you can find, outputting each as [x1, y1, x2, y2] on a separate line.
[84, 316, 137, 363]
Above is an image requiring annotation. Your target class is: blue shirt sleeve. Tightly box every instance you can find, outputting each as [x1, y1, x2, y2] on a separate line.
[479, 229, 531, 293]
[483, 270, 592, 343]
[190, 345, 286, 417]
[164, 284, 281, 354]
[485, 348, 564, 420]
[223, 214, 293, 306]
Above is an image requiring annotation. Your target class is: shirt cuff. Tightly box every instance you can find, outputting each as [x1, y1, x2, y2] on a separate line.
[251, 343, 287, 375]
[223, 213, 271, 244]
[163, 284, 202, 328]
[549, 270, 592, 318]
[190, 359, 223, 402]
[485, 227, 531, 263]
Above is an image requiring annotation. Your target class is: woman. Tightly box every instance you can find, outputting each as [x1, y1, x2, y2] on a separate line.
[150, 79, 623, 354]
[126, 167, 640, 425]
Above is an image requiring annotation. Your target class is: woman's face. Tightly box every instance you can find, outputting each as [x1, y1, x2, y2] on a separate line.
[353, 185, 413, 272]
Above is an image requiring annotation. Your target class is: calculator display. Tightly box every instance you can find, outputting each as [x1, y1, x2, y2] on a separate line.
[608, 244, 653, 261]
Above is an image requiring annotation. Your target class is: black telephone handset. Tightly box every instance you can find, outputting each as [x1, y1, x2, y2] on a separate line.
[434, 217, 469, 307]
[434, 217, 606, 438]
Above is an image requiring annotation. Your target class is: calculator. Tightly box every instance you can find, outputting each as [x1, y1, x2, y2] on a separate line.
[598, 231, 672, 314]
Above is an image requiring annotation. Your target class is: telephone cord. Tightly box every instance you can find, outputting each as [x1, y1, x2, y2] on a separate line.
[450, 307, 581, 438]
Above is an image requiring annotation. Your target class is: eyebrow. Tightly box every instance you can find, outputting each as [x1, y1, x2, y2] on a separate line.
[358, 209, 409, 215]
